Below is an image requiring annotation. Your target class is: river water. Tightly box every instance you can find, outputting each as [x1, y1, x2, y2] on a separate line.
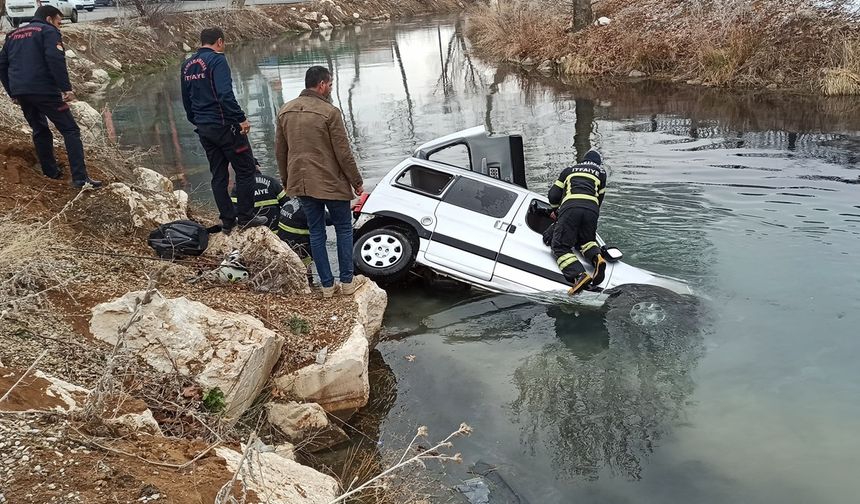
[103, 17, 860, 504]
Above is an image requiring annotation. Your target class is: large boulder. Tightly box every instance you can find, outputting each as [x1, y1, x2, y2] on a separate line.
[208, 227, 311, 296]
[133, 167, 173, 193]
[70, 183, 187, 237]
[215, 446, 339, 503]
[266, 401, 348, 451]
[89, 291, 284, 419]
[275, 324, 369, 416]
[352, 279, 387, 347]
[69, 100, 104, 142]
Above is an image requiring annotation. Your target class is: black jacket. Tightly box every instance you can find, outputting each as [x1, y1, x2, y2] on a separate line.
[230, 173, 286, 230]
[180, 48, 246, 126]
[277, 197, 332, 244]
[548, 161, 608, 213]
[0, 20, 72, 97]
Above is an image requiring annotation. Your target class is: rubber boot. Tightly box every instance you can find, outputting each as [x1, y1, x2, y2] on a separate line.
[591, 254, 607, 286]
[567, 272, 593, 296]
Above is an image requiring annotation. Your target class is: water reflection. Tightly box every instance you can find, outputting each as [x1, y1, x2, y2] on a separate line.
[512, 287, 706, 482]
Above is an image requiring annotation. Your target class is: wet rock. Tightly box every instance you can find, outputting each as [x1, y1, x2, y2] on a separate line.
[275, 324, 369, 416]
[216, 446, 338, 503]
[133, 167, 173, 193]
[69, 100, 103, 142]
[70, 183, 187, 237]
[352, 279, 387, 347]
[208, 227, 310, 296]
[91, 69, 110, 85]
[294, 21, 313, 32]
[319, 21, 334, 31]
[303, 11, 321, 22]
[537, 60, 554, 74]
[629, 70, 646, 78]
[266, 401, 349, 451]
[90, 291, 284, 419]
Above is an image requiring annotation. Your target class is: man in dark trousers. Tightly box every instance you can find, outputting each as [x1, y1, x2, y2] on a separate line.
[275, 66, 364, 298]
[548, 150, 608, 295]
[230, 159, 286, 230]
[181, 27, 265, 232]
[0, 6, 101, 188]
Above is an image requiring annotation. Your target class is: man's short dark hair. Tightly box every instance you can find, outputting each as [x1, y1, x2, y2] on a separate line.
[200, 27, 225, 46]
[34, 5, 63, 21]
[305, 66, 331, 89]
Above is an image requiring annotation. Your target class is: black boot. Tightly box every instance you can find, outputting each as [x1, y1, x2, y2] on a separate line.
[237, 215, 267, 230]
[72, 178, 103, 188]
[221, 218, 238, 235]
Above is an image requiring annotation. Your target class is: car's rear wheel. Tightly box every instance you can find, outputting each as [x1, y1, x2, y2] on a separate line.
[70, 9, 79, 23]
[354, 227, 416, 284]
[86, 7, 94, 11]
[9, 17, 21, 28]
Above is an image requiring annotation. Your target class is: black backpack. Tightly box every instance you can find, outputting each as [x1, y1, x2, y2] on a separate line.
[147, 220, 215, 259]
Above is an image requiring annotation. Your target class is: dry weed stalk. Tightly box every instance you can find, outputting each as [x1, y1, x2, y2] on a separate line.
[214, 432, 259, 504]
[328, 423, 473, 504]
[81, 268, 164, 425]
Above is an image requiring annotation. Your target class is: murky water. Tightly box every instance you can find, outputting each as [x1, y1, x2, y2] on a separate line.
[105, 17, 860, 504]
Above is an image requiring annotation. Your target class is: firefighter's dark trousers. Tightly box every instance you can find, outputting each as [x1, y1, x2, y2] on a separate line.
[551, 206, 601, 283]
[18, 94, 88, 182]
[196, 123, 255, 223]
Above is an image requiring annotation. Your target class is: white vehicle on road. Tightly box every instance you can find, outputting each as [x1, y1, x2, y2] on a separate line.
[351, 127, 693, 303]
[72, 0, 95, 12]
[5, 0, 78, 27]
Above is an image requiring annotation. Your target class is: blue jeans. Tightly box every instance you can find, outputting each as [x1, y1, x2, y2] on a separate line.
[299, 197, 353, 288]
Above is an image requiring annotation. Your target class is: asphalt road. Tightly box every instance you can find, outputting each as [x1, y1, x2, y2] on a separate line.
[2, 0, 304, 29]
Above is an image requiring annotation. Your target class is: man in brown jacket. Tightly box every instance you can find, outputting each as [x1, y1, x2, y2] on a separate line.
[275, 66, 364, 298]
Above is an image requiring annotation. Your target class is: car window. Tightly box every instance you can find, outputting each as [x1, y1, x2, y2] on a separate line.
[443, 177, 519, 218]
[428, 144, 471, 169]
[395, 166, 454, 196]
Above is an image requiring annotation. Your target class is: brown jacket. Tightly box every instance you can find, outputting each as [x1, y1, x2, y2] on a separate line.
[275, 90, 363, 201]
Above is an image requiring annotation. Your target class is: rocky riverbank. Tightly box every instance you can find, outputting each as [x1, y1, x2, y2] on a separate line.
[0, 1, 483, 502]
[466, 0, 860, 95]
[0, 118, 391, 501]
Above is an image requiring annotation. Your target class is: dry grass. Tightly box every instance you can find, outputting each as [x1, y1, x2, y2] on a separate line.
[467, 0, 860, 94]
[822, 36, 860, 95]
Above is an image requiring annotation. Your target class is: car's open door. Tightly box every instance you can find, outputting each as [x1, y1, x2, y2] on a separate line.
[414, 126, 528, 190]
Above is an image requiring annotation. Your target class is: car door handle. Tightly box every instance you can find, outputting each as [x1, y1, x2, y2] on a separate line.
[494, 220, 513, 231]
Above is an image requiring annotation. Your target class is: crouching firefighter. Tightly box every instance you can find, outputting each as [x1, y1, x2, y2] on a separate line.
[548, 150, 608, 295]
[277, 197, 331, 286]
[230, 160, 287, 230]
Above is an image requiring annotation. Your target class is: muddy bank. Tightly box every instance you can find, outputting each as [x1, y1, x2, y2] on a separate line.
[466, 0, 860, 95]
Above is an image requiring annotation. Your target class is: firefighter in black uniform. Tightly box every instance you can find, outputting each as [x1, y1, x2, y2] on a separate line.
[548, 150, 608, 295]
[230, 160, 287, 230]
[0, 6, 101, 188]
[180, 27, 265, 232]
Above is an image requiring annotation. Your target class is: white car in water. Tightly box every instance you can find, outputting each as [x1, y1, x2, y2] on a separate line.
[351, 126, 693, 303]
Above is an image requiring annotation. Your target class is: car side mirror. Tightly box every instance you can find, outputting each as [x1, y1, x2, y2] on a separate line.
[602, 246, 623, 262]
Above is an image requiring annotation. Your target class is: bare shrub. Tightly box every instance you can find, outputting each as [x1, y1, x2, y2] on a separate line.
[120, 0, 179, 26]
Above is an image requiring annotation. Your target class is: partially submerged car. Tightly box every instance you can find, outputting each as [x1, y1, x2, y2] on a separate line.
[351, 126, 692, 302]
